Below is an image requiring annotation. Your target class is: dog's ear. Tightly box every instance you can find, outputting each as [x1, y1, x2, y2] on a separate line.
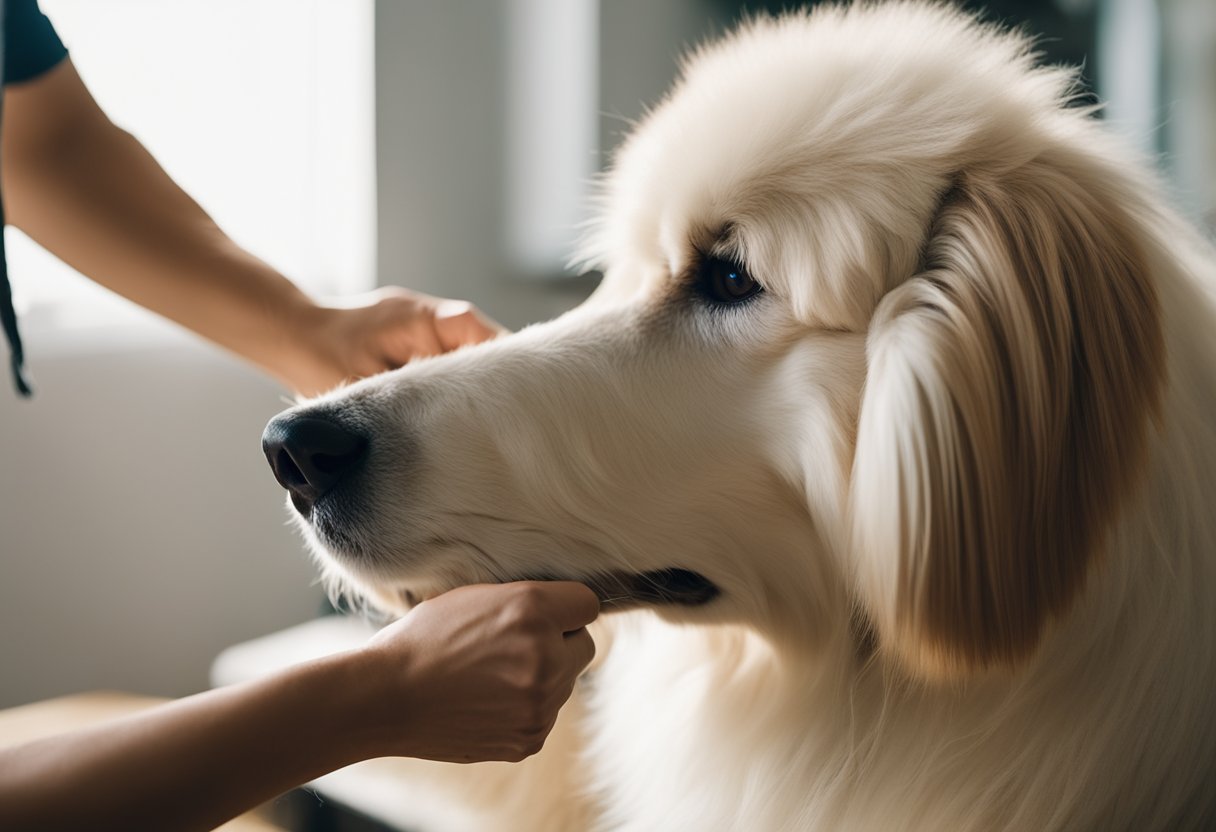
[850, 157, 1164, 678]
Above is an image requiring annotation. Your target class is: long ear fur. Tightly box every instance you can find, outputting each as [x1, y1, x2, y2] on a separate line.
[851, 155, 1164, 678]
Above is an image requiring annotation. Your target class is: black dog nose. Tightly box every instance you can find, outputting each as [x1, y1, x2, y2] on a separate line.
[262, 412, 368, 512]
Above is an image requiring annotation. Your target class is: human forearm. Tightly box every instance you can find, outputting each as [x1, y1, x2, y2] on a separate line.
[0, 584, 597, 831]
[1, 60, 324, 390]
[2, 59, 507, 395]
[0, 653, 364, 832]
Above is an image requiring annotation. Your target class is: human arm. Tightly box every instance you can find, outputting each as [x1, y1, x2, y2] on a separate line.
[0, 581, 598, 832]
[0, 58, 502, 396]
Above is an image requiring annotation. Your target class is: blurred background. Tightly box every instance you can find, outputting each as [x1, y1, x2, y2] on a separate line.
[1, 0, 1212, 712]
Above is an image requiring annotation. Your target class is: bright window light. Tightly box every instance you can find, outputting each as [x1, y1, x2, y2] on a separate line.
[504, 0, 599, 276]
[5, 0, 375, 327]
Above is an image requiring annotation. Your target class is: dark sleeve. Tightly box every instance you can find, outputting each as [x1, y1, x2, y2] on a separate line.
[4, 0, 69, 84]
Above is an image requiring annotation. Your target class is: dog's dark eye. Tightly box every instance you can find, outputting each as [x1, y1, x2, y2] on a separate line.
[696, 256, 763, 305]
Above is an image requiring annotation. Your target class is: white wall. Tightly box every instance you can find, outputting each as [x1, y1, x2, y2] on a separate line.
[0, 314, 322, 709]
[372, 1, 594, 328]
[372, 0, 707, 328]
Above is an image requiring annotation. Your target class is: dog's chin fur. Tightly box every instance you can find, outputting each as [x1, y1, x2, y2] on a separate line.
[276, 3, 1216, 829]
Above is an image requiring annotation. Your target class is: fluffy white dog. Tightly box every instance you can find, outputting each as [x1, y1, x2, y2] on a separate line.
[263, 3, 1216, 829]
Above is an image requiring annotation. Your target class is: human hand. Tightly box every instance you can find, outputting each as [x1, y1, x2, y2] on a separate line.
[290, 287, 505, 396]
[346, 582, 599, 764]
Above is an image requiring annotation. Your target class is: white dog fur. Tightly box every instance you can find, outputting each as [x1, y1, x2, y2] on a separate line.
[279, 3, 1216, 829]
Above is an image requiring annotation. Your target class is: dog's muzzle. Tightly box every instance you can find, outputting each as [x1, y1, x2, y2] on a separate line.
[262, 412, 368, 517]
[261, 411, 722, 610]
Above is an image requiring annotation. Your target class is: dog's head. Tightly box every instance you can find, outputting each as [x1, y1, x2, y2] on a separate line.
[264, 4, 1164, 678]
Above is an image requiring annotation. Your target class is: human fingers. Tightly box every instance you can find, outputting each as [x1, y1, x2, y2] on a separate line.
[433, 299, 507, 351]
[512, 581, 600, 632]
[366, 307, 441, 369]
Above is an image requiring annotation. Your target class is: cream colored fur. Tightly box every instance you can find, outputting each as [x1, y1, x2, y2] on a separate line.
[283, 4, 1216, 829]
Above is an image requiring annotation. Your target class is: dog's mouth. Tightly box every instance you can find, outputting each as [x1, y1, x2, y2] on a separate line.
[397, 568, 720, 611]
[582, 568, 720, 610]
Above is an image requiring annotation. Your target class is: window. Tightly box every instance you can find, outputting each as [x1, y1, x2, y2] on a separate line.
[5, 0, 375, 326]
[504, 0, 599, 274]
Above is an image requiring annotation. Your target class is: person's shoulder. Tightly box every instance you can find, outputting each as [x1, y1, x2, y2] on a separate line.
[4, 0, 70, 86]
